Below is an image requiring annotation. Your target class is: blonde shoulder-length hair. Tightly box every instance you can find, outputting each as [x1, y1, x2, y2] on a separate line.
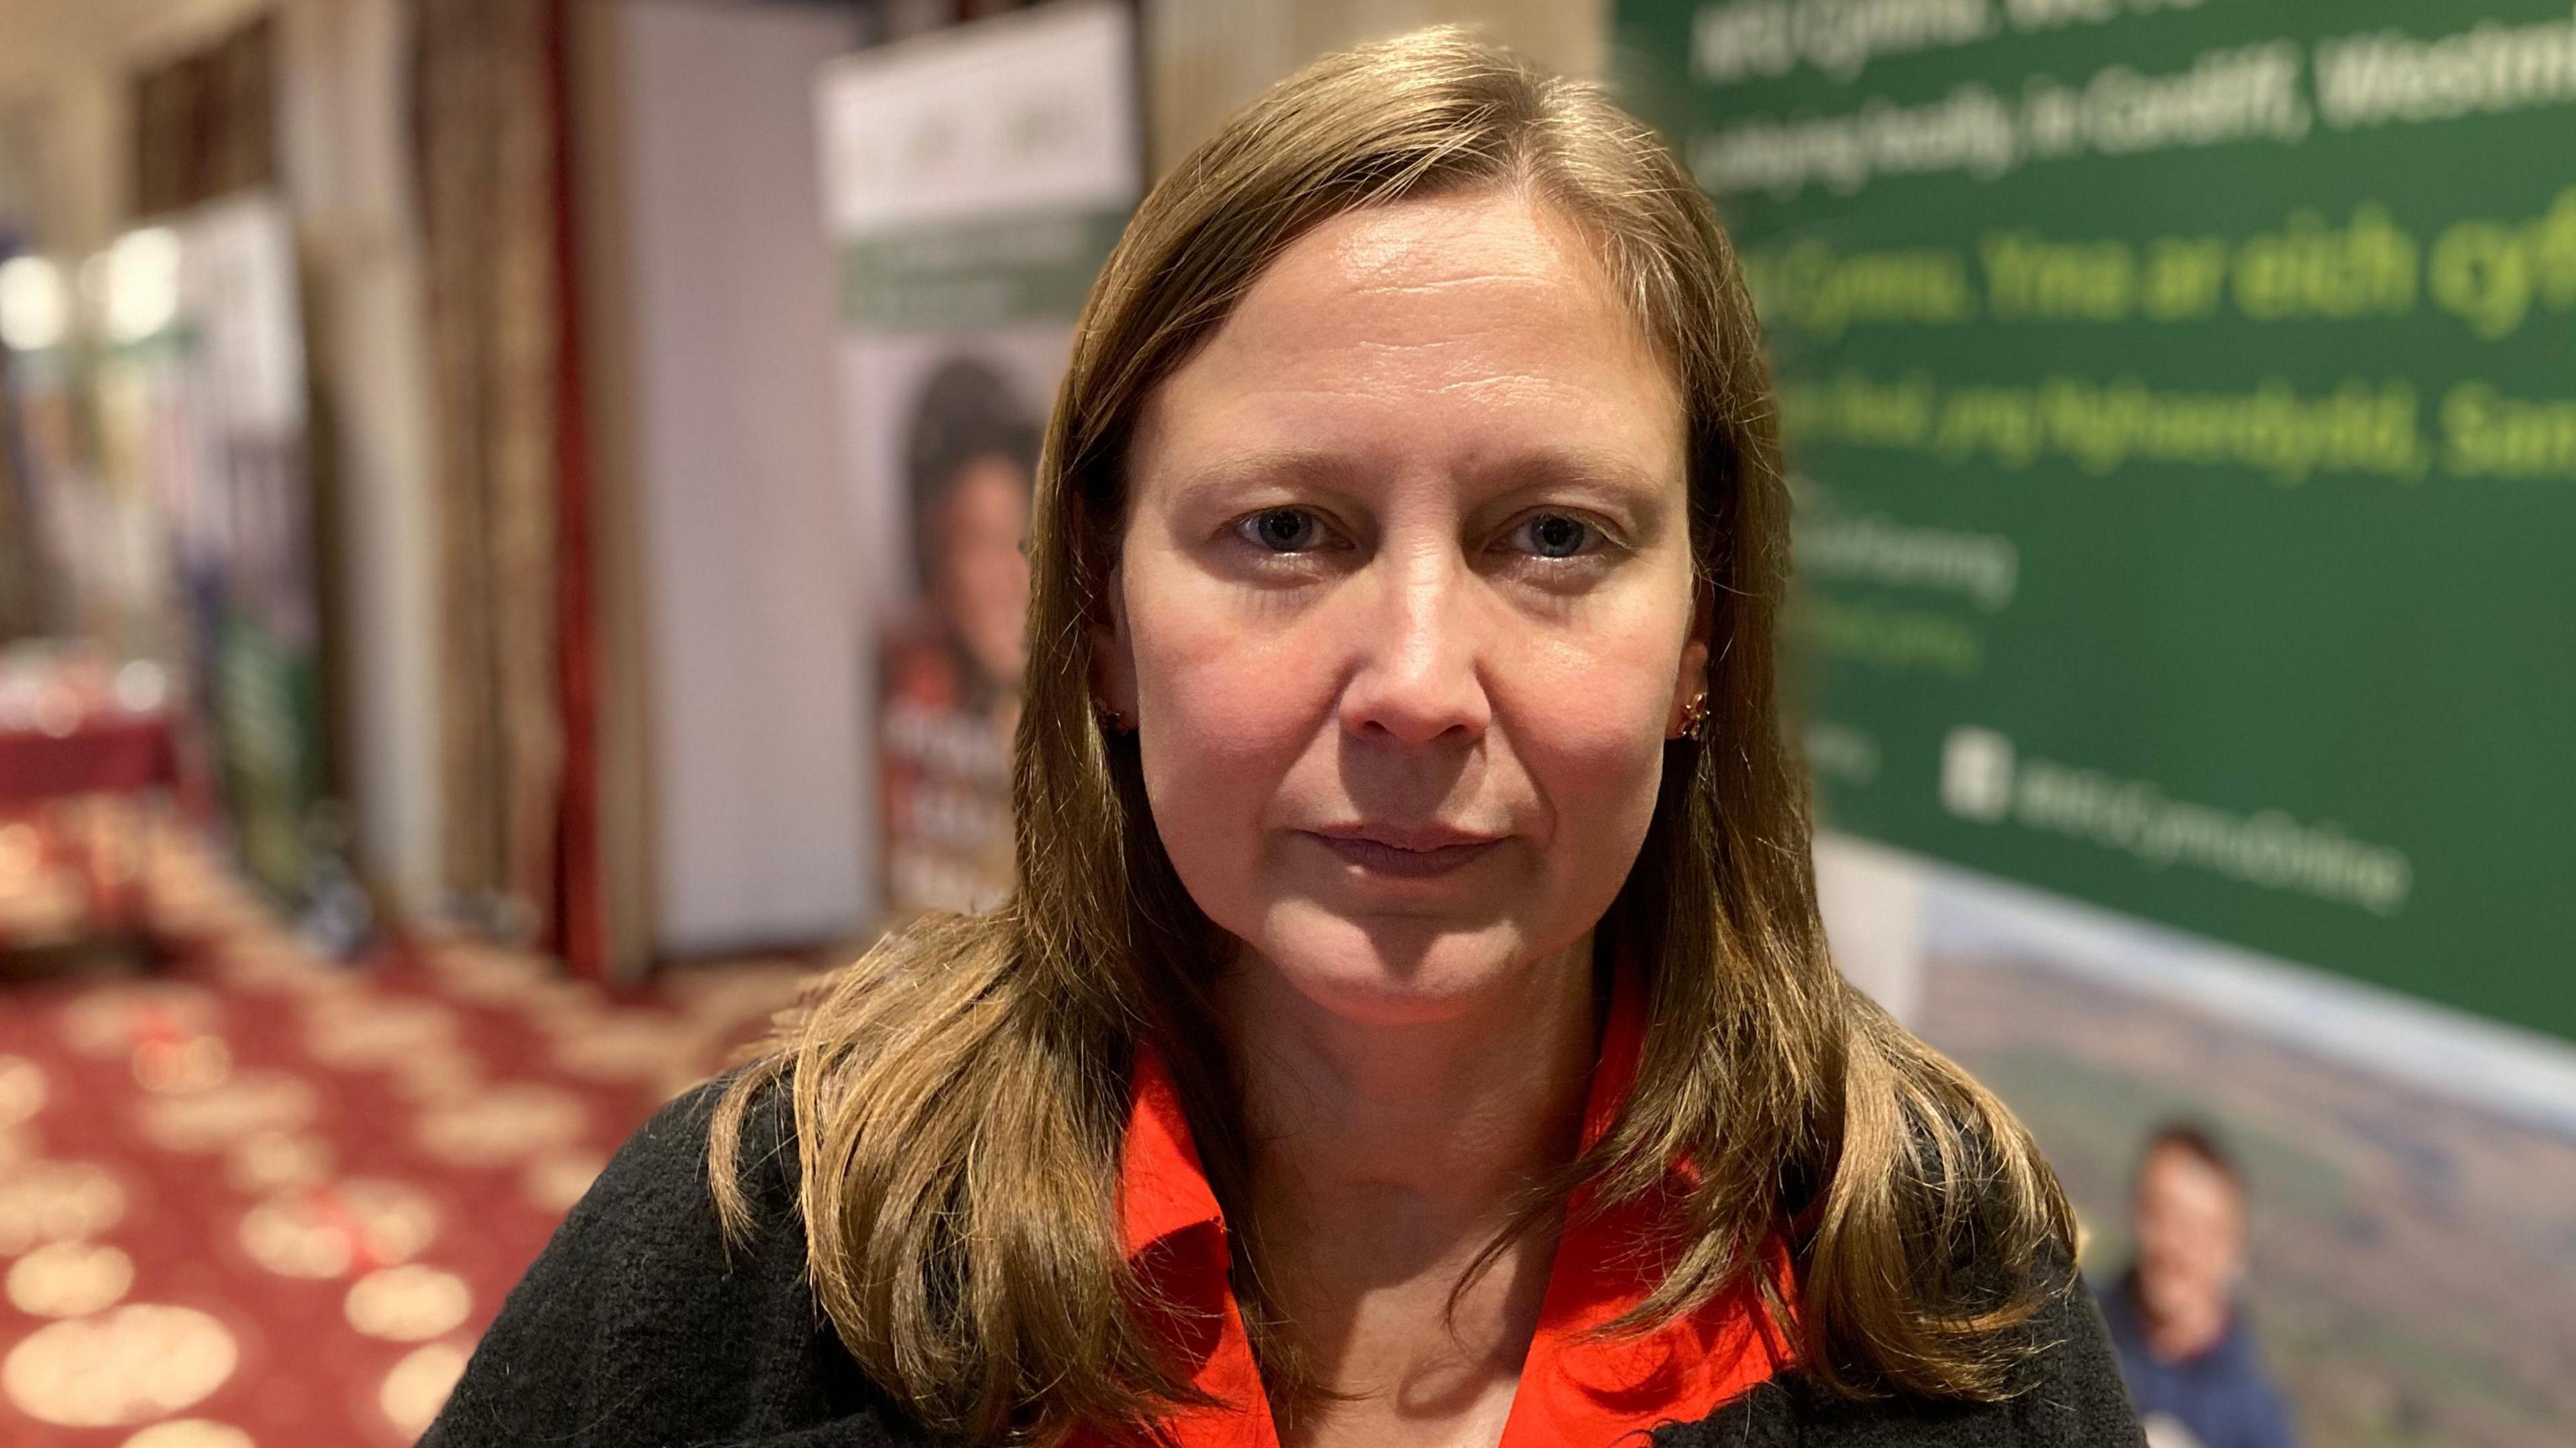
[711, 26, 2072, 1445]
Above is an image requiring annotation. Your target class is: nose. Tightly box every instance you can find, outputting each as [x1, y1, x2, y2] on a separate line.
[1336, 544, 1491, 745]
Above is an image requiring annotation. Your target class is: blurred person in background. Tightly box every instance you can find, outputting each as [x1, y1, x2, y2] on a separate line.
[877, 356, 1038, 915]
[421, 32, 2144, 1448]
[2101, 1123, 2297, 1448]
[897, 355, 1039, 714]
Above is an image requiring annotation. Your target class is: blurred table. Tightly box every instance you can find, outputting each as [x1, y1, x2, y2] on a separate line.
[0, 712, 178, 800]
[0, 647, 183, 973]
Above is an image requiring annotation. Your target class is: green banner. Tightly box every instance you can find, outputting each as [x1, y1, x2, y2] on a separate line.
[840, 205, 1130, 331]
[214, 606, 325, 895]
[1614, 0, 2576, 1040]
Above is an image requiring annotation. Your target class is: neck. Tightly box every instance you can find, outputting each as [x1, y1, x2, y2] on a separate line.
[2135, 1282, 2232, 1363]
[1214, 938, 1607, 1434]
[1218, 936, 1602, 1260]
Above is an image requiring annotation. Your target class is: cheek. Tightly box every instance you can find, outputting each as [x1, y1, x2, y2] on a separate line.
[1126, 600, 1336, 891]
[1537, 779, 1666, 964]
[1138, 618, 1318, 742]
[1501, 632, 1675, 861]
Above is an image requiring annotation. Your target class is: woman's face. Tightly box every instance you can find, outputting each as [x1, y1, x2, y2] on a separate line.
[1098, 186, 1706, 1027]
[933, 455, 1034, 689]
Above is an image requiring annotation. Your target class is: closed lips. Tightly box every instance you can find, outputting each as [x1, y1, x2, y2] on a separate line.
[1304, 826, 1503, 878]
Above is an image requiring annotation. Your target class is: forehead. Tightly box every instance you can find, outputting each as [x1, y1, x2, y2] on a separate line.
[1131, 187, 1680, 480]
[2140, 1144, 2240, 1201]
[1238, 186, 1644, 353]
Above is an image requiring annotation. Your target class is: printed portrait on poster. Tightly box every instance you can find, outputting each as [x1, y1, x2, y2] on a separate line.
[876, 355, 1036, 917]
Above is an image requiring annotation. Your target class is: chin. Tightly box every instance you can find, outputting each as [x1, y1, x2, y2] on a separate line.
[1242, 901, 1548, 1026]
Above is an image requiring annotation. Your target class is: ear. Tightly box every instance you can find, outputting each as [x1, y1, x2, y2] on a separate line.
[1090, 562, 1138, 724]
[1665, 581, 1715, 738]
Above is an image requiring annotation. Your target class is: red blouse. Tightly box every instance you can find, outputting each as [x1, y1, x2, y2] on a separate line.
[1089, 970, 1792, 1447]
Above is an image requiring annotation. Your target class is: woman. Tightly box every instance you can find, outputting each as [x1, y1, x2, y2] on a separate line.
[878, 356, 1040, 915]
[424, 30, 2141, 1448]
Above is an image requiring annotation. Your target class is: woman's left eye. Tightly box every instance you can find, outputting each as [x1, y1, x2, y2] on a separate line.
[1236, 508, 1331, 553]
[1505, 512, 1599, 559]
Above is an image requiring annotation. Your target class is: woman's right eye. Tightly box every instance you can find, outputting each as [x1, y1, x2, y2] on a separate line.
[1238, 508, 1328, 553]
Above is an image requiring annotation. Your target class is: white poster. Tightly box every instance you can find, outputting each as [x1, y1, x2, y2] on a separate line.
[818, 1, 1140, 921]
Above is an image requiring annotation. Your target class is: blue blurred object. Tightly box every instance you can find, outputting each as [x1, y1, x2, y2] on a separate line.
[2101, 1273, 2299, 1448]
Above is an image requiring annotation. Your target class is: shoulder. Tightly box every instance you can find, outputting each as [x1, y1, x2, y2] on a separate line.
[1660, 1249, 2146, 1448]
[2205, 1311, 2300, 1446]
[601, 1070, 800, 1233]
[421, 1072, 916, 1447]
[520, 1071, 804, 1302]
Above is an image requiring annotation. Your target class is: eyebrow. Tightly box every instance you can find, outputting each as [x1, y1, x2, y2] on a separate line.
[1461, 448, 1673, 503]
[1163, 448, 1379, 508]
[1165, 446, 1673, 508]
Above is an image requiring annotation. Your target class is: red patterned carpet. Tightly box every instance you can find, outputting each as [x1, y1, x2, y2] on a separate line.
[0, 812, 828, 1447]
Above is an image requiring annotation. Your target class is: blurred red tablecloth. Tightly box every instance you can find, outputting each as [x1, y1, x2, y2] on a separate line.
[0, 714, 180, 804]
[0, 657, 188, 957]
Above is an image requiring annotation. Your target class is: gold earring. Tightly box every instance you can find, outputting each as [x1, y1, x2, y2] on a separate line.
[1676, 692, 1709, 741]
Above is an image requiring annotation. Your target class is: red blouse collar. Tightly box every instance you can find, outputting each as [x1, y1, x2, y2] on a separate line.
[1102, 964, 1791, 1447]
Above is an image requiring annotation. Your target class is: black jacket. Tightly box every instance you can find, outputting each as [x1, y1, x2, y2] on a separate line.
[421, 1082, 2146, 1447]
